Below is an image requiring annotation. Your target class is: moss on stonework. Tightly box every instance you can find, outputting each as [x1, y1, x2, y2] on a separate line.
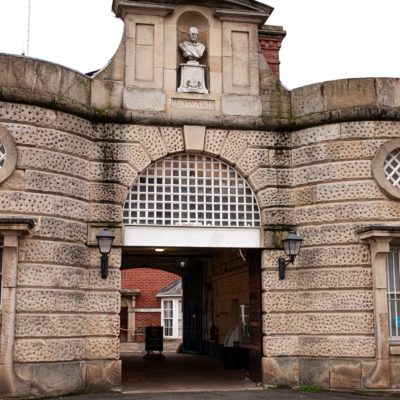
[295, 385, 322, 393]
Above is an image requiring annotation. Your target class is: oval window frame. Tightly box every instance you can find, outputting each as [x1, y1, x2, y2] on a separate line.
[372, 138, 400, 200]
[0, 126, 18, 184]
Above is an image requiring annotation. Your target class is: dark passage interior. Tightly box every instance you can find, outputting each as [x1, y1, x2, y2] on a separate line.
[120, 247, 262, 392]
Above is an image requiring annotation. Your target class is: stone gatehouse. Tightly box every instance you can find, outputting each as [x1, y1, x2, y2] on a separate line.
[1, 0, 400, 397]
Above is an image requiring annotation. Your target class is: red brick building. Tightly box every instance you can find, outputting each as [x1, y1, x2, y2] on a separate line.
[120, 268, 182, 342]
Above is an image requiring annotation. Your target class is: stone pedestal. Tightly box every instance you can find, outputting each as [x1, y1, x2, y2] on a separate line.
[178, 62, 208, 94]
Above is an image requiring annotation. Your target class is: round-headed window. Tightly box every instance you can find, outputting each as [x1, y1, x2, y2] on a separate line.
[372, 139, 400, 199]
[123, 154, 260, 228]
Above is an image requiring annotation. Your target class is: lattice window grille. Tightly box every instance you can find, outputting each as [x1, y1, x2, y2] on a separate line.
[387, 247, 400, 337]
[0, 142, 6, 169]
[123, 155, 260, 228]
[384, 149, 400, 188]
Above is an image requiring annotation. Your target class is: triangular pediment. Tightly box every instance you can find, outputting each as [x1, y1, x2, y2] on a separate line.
[113, 0, 273, 25]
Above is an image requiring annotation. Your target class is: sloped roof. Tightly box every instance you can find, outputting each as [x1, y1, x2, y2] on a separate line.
[156, 279, 182, 297]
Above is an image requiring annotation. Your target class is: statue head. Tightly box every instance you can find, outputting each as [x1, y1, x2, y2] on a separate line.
[188, 27, 199, 43]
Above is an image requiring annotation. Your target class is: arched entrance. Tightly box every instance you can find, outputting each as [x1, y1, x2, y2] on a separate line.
[120, 154, 263, 391]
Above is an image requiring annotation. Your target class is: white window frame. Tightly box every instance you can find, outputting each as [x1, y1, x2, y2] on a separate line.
[387, 247, 400, 338]
[161, 297, 182, 339]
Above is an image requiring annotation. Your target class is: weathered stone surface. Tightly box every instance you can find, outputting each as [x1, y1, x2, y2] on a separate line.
[262, 267, 372, 291]
[390, 360, 400, 389]
[90, 182, 128, 204]
[299, 359, 330, 389]
[249, 168, 292, 190]
[292, 160, 371, 186]
[17, 264, 88, 288]
[263, 313, 374, 335]
[291, 84, 324, 117]
[236, 148, 269, 176]
[265, 201, 400, 226]
[90, 162, 137, 187]
[15, 315, 86, 337]
[222, 95, 262, 117]
[264, 336, 376, 358]
[362, 359, 391, 389]
[0, 169, 26, 190]
[160, 127, 184, 154]
[34, 217, 87, 242]
[0, 192, 88, 220]
[15, 339, 85, 362]
[263, 290, 373, 313]
[324, 79, 377, 110]
[263, 245, 370, 269]
[262, 357, 299, 386]
[94, 142, 151, 172]
[292, 124, 341, 146]
[0, 102, 55, 127]
[221, 130, 287, 165]
[7, 124, 93, 156]
[18, 148, 91, 179]
[258, 187, 292, 208]
[89, 203, 123, 222]
[17, 289, 119, 313]
[204, 129, 228, 155]
[15, 314, 118, 337]
[26, 171, 90, 200]
[330, 360, 361, 389]
[292, 140, 384, 166]
[86, 360, 121, 392]
[15, 361, 85, 398]
[85, 338, 119, 360]
[19, 240, 90, 266]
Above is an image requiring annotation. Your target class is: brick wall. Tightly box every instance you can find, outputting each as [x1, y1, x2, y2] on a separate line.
[122, 268, 180, 341]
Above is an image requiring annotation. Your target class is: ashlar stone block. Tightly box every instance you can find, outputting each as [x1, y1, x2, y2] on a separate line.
[204, 129, 228, 156]
[14, 361, 85, 398]
[85, 338, 119, 360]
[263, 290, 373, 313]
[17, 264, 88, 289]
[86, 360, 121, 392]
[262, 357, 299, 386]
[263, 312, 374, 335]
[330, 360, 361, 390]
[15, 339, 85, 362]
[299, 358, 330, 389]
[160, 127, 184, 154]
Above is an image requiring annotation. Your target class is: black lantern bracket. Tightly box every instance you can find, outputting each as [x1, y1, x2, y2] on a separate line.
[96, 228, 115, 279]
[278, 231, 303, 280]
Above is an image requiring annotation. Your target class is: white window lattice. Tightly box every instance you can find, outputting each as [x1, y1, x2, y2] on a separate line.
[387, 247, 400, 337]
[384, 149, 400, 188]
[0, 142, 5, 169]
[123, 155, 260, 228]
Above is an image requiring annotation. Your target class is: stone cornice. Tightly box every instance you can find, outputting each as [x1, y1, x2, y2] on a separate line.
[0, 218, 35, 235]
[214, 8, 271, 26]
[113, 1, 174, 18]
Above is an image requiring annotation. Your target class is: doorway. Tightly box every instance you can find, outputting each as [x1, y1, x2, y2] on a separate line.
[119, 246, 262, 392]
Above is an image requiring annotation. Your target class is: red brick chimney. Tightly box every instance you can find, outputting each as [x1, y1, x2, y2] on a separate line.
[259, 25, 286, 80]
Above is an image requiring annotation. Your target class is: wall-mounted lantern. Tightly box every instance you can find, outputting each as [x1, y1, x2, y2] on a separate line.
[96, 228, 115, 279]
[278, 231, 303, 280]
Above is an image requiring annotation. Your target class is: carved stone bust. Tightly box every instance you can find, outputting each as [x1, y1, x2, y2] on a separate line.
[179, 27, 205, 63]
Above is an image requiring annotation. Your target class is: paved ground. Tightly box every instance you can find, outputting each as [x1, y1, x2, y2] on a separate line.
[44, 351, 400, 400]
[47, 389, 400, 400]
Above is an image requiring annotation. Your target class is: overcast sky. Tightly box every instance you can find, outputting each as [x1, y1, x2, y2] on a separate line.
[0, 0, 399, 89]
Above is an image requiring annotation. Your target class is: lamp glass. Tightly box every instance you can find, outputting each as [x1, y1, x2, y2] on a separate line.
[96, 228, 115, 255]
[282, 231, 303, 257]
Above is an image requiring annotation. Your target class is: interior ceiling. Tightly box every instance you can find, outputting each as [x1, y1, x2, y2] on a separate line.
[121, 246, 217, 272]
